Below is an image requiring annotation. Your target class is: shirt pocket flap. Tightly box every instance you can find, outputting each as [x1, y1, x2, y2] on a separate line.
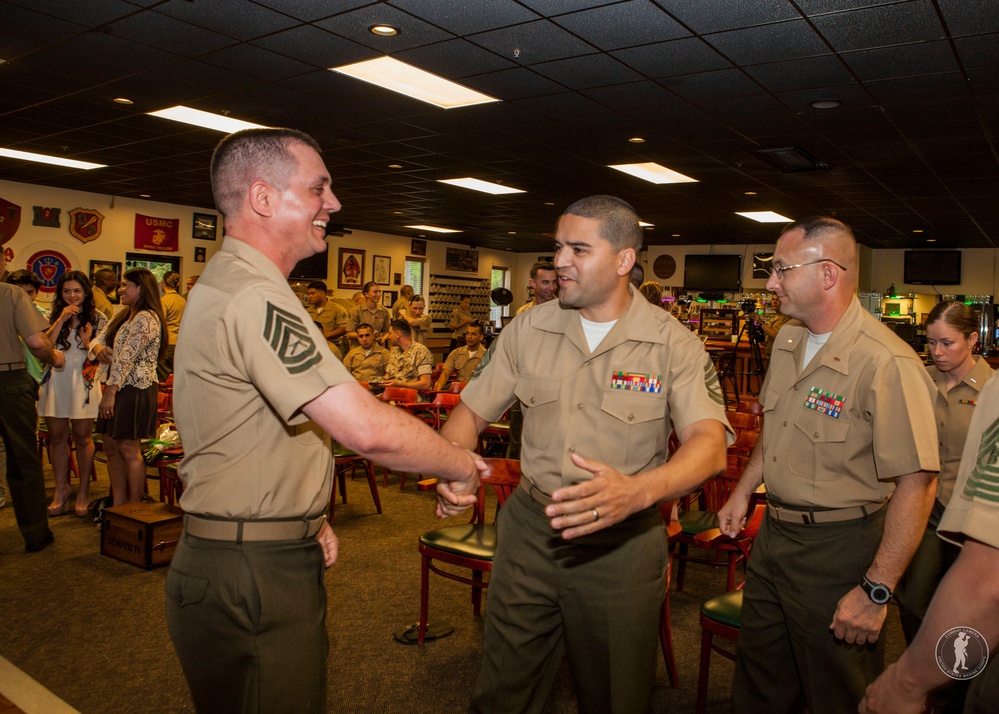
[795, 415, 850, 444]
[515, 377, 561, 408]
[600, 389, 664, 425]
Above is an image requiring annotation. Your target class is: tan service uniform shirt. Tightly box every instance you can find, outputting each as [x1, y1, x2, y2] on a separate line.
[938, 374, 999, 549]
[174, 237, 353, 520]
[306, 301, 347, 340]
[343, 343, 387, 382]
[346, 303, 391, 348]
[761, 297, 939, 509]
[392, 297, 409, 320]
[161, 291, 186, 345]
[441, 344, 487, 384]
[0, 283, 48, 363]
[927, 357, 994, 505]
[461, 292, 731, 492]
[449, 306, 473, 340]
[93, 287, 114, 320]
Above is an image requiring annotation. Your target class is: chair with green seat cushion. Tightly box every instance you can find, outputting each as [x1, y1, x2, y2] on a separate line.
[697, 590, 743, 714]
[415, 458, 520, 644]
[331, 443, 382, 519]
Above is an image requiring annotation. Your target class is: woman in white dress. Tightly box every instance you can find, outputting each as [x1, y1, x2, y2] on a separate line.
[39, 271, 108, 517]
[93, 268, 166, 505]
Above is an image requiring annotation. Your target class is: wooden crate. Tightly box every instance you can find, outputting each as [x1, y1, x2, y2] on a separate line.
[101, 501, 183, 569]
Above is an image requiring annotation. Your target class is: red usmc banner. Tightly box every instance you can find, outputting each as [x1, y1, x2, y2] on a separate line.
[134, 213, 179, 252]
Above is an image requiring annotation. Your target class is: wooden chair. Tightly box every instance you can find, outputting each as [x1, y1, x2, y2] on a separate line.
[330, 443, 382, 519]
[415, 458, 521, 644]
[377, 386, 419, 404]
[729, 429, 759, 456]
[660, 499, 681, 689]
[726, 411, 761, 434]
[736, 399, 763, 416]
[402, 392, 461, 431]
[675, 454, 755, 592]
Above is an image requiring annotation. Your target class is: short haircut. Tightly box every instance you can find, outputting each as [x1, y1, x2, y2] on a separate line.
[466, 321, 484, 335]
[779, 215, 858, 272]
[400, 285, 414, 298]
[362, 281, 379, 295]
[163, 271, 181, 290]
[562, 195, 643, 252]
[93, 268, 117, 290]
[210, 128, 321, 219]
[6, 269, 41, 290]
[927, 300, 979, 337]
[356, 323, 373, 333]
[307, 281, 328, 292]
[390, 318, 411, 338]
[530, 261, 555, 278]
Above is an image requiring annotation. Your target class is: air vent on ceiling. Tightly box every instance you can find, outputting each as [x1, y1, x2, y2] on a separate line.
[750, 146, 830, 173]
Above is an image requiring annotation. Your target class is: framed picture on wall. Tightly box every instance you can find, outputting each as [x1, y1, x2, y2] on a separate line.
[373, 255, 391, 285]
[752, 252, 773, 279]
[124, 252, 181, 284]
[445, 247, 478, 273]
[382, 291, 397, 308]
[411, 239, 426, 256]
[89, 260, 122, 303]
[192, 213, 217, 240]
[338, 247, 365, 290]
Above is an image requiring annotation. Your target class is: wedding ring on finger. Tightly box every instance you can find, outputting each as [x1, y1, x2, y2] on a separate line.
[591, 508, 599, 522]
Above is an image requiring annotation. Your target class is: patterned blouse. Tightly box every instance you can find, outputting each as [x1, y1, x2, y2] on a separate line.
[103, 310, 161, 389]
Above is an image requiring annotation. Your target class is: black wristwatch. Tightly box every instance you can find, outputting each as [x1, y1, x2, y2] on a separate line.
[861, 576, 892, 605]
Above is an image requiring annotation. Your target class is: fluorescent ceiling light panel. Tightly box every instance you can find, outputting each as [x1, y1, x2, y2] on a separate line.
[736, 211, 792, 223]
[331, 56, 498, 109]
[147, 106, 267, 133]
[639, 221, 653, 227]
[438, 178, 524, 195]
[608, 162, 698, 184]
[406, 224, 461, 233]
[0, 148, 106, 170]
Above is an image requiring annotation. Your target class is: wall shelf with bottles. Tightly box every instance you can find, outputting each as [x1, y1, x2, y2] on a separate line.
[428, 274, 491, 335]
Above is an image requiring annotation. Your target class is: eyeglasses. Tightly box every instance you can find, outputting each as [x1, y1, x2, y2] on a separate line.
[769, 258, 847, 280]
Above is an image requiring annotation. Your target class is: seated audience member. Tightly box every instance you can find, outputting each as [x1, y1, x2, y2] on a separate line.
[345, 282, 390, 350]
[383, 318, 434, 395]
[435, 321, 487, 390]
[638, 280, 664, 308]
[401, 295, 432, 345]
[342, 324, 386, 381]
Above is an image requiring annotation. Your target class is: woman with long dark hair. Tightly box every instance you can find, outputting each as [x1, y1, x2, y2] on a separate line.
[92, 268, 167, 505]
[39, 270, 108, 516]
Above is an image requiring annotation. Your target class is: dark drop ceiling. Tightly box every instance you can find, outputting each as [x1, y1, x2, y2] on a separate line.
[2, 0, 999, 252]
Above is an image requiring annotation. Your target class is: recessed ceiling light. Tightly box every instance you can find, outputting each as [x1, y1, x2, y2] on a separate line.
[926, 238, 936, 242]
[406, 224, 461, 233]
[736, 211, 793, 223]
[629, 137, 645, 143]
[811, 99, 841, 110]
[392, 211, 403, 215]
[147, 105, 266, 133]
[370, 25, 398, 36]
[0, 148, 106, 170]
[608, 162, 698, 184]
[912, 229, 924, 233]
[639, 221, 653, 227]
[438, 177, 524, 195]
[508, 231, 516, 235]
[113, 97, 134, 105]
[672, 234, 680, 237]
[388, 164, 403, 169]
[139, 193, 151, 198]
[744, 191, 757, 195]
[331, 56, 498, 109]
[544, 202, 555, 206]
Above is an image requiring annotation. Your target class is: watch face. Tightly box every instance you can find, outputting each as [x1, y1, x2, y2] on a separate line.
[863, 579, 891, 604]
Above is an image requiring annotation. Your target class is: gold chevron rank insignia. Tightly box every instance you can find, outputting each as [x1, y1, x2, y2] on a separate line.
[263, 302, 321, 374]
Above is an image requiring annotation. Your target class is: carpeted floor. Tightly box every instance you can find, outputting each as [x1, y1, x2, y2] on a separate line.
[0, 458, 906, 713]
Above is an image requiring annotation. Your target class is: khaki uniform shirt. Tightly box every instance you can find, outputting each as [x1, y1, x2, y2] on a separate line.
[938, 374, 999, 548]
[927, 358, 993, 505]
[343, 344, 387, 382]
[449, 306, 473, 340]
[93, 287, 114, 320]
[461, 292, 731, 493]
[392, 297, 409, 320]
[307, 301, 347, 340]
[761, 298, 939, 509]
[161, 291, 186, 345]
[0, 283, 48, 363]
[346, 303, 391, 348]
[441, 344, 487, 384]
[174, 237, 353, 520]
[408, 314, 432, 345]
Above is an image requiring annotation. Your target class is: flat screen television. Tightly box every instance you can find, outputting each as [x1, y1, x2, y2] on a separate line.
[903, 250, 961, 286]
[290, 246, 330, 281]
[683, 254, 741, 292]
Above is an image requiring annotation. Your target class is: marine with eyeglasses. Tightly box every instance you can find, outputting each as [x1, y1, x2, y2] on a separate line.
[718, 216, 940, 714]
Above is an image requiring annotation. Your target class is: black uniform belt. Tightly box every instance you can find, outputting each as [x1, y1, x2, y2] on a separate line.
[0, 362, 26, 372]
[767, 499, 887, 524]
[184, 511, 327, 543]
[520, 477, 555, 506]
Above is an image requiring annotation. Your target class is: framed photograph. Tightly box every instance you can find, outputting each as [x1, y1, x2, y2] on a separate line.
[411, 239, 426, 256]
[193, 212, 217, 240]
[89, 260, 122, 303]
[752, 252, 774, 279]
[382, 291, 397, 308]
[338, 247, 365, 290]
[393, 272, 402, 286]
[445, 247, 478, 273]
[124, 252, 181, 284]
[373, 255, 391, 285]
[194, 246, 206, 263]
